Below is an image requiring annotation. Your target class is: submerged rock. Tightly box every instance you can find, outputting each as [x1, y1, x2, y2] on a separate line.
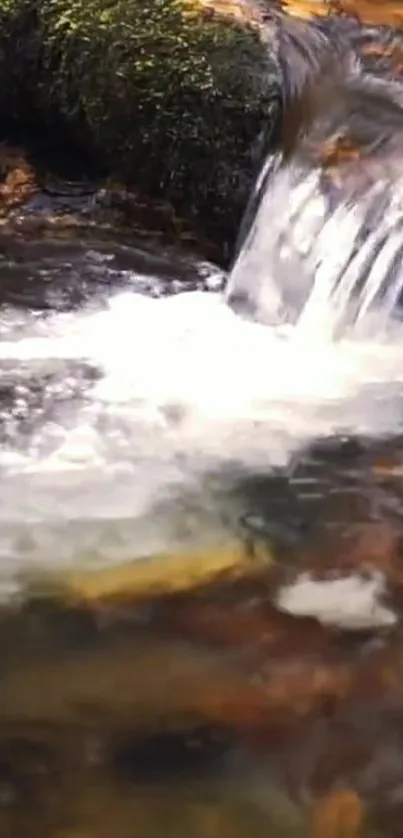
[0, 528, 403, 835]
[57, 540, 273, 603]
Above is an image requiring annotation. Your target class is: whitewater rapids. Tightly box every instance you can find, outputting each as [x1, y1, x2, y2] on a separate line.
[0, 242, 400, 594]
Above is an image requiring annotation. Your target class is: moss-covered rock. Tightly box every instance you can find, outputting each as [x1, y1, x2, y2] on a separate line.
[0, 0, 277, 251]
[37, 0, 277, 249]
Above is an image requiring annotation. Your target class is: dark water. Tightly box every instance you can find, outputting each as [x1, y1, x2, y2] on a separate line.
[0, 226, 400, 838]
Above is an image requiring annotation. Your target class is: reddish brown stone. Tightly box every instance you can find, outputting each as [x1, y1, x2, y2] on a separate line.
[310, 789, 364, 838]
[0, 145, 37, 210]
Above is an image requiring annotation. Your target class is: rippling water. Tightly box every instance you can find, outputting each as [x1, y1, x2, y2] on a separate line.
[2, 7, 403, 836]
[0, 227, 400, 603]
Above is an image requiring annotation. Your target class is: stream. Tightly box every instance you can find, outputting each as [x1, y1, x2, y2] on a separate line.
[0, 206, 403, 838]
[4, 17, 403, 822]
[1, 229, 403, 595]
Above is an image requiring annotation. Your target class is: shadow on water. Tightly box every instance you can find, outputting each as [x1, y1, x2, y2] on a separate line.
[0, 216, 399, 837]
[1, 425, 403, 835]
[0, 235, 399, 828]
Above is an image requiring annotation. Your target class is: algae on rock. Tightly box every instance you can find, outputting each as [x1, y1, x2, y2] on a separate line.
[38, 0, 277, 248]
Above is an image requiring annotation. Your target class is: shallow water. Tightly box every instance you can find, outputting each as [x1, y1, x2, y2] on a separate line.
[2, 156, 403, 837]
[0, 232, 403, 598]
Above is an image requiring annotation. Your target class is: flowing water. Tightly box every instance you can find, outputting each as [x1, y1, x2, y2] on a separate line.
[2, 226, 403, 596]
[6, 11, 403, 835]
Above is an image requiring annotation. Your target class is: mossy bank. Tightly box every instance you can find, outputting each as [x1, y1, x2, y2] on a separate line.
[0, 0, 278, 255]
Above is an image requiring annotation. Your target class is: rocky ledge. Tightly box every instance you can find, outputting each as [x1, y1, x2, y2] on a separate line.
[0, 0, 278, 258]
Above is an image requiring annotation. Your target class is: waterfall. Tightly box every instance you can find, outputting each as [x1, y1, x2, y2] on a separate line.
[226, 11, 403, 340]
[2, 13, 403, 585]
[227, 156, 403, 339]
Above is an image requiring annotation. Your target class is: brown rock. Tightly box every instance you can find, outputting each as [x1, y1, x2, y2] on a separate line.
[310, 789, 364, 838]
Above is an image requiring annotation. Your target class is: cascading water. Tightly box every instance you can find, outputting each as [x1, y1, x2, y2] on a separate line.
[226, 12, 403, 339]
[1, 13, 403, 592]
[0, 228, 402, 593]
[226, 155, 403, 339]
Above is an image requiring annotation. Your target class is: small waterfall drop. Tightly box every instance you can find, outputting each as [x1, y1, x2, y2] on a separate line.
[227, 155, 403, 340]
[226, 12, 403, 341]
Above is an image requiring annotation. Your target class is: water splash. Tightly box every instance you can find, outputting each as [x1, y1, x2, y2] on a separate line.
[0, 270, 402, 579]
[226, 10, 403, 338]
[227, 157, 403, 339]
[3, 9, 403, 582]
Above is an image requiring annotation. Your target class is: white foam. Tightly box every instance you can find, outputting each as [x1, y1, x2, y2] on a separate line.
[0, 285, 403, 483]
[0, 190, 402, 583]
[276, 572, 396, 630]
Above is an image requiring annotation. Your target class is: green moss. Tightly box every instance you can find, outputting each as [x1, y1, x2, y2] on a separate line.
[38, 0, 276, 245]
[0, 0, 276, 249]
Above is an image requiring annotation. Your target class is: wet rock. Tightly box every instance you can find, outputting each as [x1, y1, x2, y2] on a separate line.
[310, 789, 364, 838]
[1, 549, 403, 835]
[55, 540, 273, 604]
[279, 0, 403, 28]
[0, 0, 277, 256]
[36, 0, 276, 252]
[0, 145, 36, 209]
[0, 142, 228, 261]
[222, 439, 403, 626]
